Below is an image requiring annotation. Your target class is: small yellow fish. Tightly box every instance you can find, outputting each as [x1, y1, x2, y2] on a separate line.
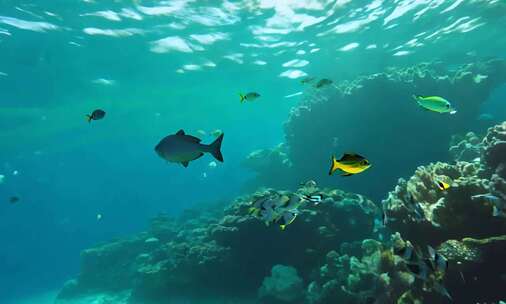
[239, 92, 260, 103]
[329, 153, 371, 176]
[435, 180, 450, 191]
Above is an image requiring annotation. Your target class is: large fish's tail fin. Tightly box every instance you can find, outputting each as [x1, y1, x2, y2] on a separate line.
[328, 155, 339, 175]
[86, 114, 92, 123]
[239, 93, 246, 103]
[208, 133, 224, 162]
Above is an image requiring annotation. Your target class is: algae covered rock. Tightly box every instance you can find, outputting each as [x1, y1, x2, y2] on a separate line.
[438, 235, 506, 303]
[258, 265, 304, 302]
[305, 236, 423, 304]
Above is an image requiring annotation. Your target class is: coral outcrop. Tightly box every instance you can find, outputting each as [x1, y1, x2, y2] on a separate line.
[258, 265, 304, 303]
[56, 186, 377, 304]
[449, 132, 482, 162]
[245, 59, 506, 200]
[305, 234, 453, 304]
[381, 122, 506, 303]
[383, 122, 506, 245]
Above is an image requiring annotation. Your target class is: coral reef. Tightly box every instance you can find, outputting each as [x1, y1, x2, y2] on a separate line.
[245, 59, 506, 200]
[56, 122, 506, 304]
[383, 122, 506, 245]
[381, 122, 506, 303]
[305, 234, 452, 304]
[56, 186, 377, 303]
[258, 265, 304, 303]
[449, 132, 482, 162]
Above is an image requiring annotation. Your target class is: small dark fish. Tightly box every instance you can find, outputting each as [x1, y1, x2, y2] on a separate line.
[394, 241, 421, 264]
[427, 246, 448, 274]
[9, 196, 19, 204]
[155, 129, 224, 167]
[275, 210, 298, 230]
[404, 194, 425, 223]
[314, 78, 333, 88]
[86, 109, 106, 122]
[406, 261, 429, 280]
[300, 76, 316, 84]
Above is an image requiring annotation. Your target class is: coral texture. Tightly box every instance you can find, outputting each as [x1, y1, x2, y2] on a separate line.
[258, 265, 304, 302]
[383, 122, 506, 245]
[245, 60, 506, 200]
[57, 186, 377, 303]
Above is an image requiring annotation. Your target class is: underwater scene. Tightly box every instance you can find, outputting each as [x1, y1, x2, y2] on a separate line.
[1, 0, 506, 303]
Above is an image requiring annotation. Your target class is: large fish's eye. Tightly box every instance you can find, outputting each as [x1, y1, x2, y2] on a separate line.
[446, 104, 450, 108]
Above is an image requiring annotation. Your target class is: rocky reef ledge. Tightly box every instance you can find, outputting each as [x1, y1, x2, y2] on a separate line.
[56, 186, 378, 304]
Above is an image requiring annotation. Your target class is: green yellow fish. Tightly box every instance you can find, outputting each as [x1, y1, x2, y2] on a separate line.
[413, 95, 456, 114]
[329, 153, 371, 176]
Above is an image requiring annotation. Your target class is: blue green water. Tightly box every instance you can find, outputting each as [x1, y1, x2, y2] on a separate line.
[0, 1, 505, 303]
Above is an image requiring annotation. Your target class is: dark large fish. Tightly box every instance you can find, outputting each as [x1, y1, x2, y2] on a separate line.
[155, 129, 224, 167]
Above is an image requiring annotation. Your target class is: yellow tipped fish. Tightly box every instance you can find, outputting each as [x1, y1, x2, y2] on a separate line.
[239, 92, 260, 103]
[329, 153, 371, 177]
[435, 180, 450, 191]
[412, 95, 457, 114]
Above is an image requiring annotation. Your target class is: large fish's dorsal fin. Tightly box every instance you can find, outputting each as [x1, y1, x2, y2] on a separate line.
[185, 135, 202, 143]
[340, 153, 363, 161]
[176, 129, 185, 135]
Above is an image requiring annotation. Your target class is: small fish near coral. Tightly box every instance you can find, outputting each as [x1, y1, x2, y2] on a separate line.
[9, 196, 20, 204]
[86, 109, 106, 122]
[275, 210, 298, 230]
[249, 193, 303, 230]
[329, 153, 371, 176]
[314, 78, 333, 89]
[155, 129, 224, 167]
[471, 193, 506, 217]
[239, 92, 260, 103]
[301, 194, 324, 205]
[395, 241, 452, 300]
[435, 179, 451, 191]
[412, 95, 457, 114]
[403, 194, 426, 222]
[300, 76, 316, 84]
